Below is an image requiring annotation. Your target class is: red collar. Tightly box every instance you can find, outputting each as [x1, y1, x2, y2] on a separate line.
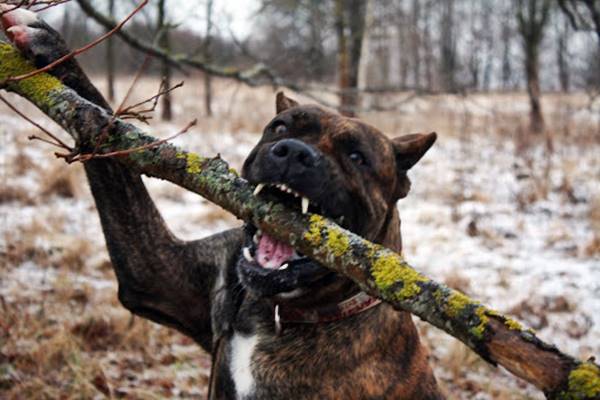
[274, 292, 381, 334]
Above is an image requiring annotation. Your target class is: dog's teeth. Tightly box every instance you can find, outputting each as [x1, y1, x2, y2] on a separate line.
[253, 233, 260, 244]
[301, 197, 309, 214]
[243, 247, 254, 262]
[253, 183, 265, 196]
[279, 263, 289, 270]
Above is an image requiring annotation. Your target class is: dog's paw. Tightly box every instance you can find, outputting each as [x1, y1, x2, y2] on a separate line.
[1, 5, 69, 67]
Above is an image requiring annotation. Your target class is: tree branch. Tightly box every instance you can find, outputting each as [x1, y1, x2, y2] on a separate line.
[0, 42, 599, 400]
[75, 0, 276, 86]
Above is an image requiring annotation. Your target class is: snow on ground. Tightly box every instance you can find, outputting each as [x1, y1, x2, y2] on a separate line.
[1, 86, 599, 399]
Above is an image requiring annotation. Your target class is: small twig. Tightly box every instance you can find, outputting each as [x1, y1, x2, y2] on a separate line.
[117, 80, 184, 123]
[2, 0, 148, 84]
[114, 53, 153, 114]
[0, 1, 27, 15]
[58, 119, 197, 163]
[27, 0, 71, 12]
[27, 134, 67, 148]
[0, 93, 72, 150]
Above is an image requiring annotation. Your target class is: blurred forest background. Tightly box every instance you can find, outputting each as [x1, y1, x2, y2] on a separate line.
[1, 0, 599, 399]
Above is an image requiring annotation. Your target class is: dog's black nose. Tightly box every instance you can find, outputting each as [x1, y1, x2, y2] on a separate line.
[270, 139, 319, 168]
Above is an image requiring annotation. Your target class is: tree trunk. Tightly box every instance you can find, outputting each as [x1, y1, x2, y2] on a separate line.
[157, 0, 172, 121]
[347, 0, 366, 114]
[411, 0, 421, 89]
[1, 43, 599, 399]
[517, 0, 550, 134]
[556, 17, 570, 93]
[525, 43, 545, 133]
[501, 9, 513, 90]
[334, 0, 352, 116]
[335, 0, 365, 117]
[106, 0, 116, 102]
[422, 0, 434, 91]
[203, 0, 213, 117]
[439, 0, 457, 92]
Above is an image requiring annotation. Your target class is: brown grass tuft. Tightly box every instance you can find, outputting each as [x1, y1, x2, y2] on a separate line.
[40, 167, 82, 199]
[0, 185, 33, 205]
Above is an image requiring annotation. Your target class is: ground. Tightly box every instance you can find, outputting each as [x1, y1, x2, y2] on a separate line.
[1, 78, 599, 399]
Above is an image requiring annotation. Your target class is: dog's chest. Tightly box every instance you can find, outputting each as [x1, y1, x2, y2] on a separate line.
[228, 332, 259, 399]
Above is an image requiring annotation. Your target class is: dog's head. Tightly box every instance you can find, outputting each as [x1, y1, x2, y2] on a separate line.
[237, 93, 436, 302]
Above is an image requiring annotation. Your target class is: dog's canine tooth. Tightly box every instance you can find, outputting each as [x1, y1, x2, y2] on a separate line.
[242, 247, 254, 262]
[253, 183, 265, 196]
[279, 263, 289, 270]
[301, 197, 309, 214]
[253, 233, 260, 244]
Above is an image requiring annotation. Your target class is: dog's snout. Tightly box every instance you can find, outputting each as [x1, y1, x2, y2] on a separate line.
[270, 139, 319, 168]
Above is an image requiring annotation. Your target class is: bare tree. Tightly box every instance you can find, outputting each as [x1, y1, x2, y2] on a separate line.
[556, 13, 571, 93]
[106, 0, 116, 102]
[410, 0, 421, 88]
[516, 0, 551, 134]
[501, 6, 514, 90]
[157, 0, 173, 121]
[439, 0, 458, 92]
[422, 0, 434, 91]
[558, 0, 600, 47]
[203, 0, 214, 116]
[335, 0, 367, 116]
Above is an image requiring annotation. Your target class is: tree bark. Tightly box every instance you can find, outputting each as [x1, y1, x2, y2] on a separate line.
[1, 43, 599, 400]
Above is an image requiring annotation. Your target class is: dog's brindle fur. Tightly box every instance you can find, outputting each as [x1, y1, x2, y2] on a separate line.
[3, 10, 443, 399]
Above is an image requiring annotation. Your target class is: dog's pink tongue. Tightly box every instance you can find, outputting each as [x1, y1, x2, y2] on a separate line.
[257, 233, 293, 269]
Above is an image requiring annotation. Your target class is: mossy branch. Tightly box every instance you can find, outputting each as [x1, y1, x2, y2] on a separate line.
[1, 42, 598, 400]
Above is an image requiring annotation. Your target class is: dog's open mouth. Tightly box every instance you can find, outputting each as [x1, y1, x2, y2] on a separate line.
[236, 183, 334, 298]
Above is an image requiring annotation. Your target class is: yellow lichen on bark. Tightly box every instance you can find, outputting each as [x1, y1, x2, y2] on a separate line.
[326, 228, 350, 257]
[560, 362, 600, 400]
[441, 291, 491, 339]
[371, 253, 427, 300]
[0, 43, 63, 107]
[304, 214, 325, 247]
[176, 152, 203, 174]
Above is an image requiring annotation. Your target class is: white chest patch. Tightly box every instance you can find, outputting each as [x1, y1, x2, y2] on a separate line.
[230, 332, 258, 399]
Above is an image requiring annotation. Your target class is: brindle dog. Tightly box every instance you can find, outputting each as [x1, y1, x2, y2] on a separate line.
[2, 7, 443, 399]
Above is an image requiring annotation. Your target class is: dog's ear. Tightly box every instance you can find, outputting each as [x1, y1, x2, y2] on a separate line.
[392, 132, 437, 199]
[392, 132, 437, 171]
[276, 92, 299, 114]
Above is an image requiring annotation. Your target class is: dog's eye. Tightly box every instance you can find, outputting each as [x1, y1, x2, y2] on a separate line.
[274, 124, 287, 135]
[349, 151, 366, 165]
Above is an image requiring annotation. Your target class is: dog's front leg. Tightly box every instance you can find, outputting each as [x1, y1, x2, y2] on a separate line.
[0, 6, 241, 352]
